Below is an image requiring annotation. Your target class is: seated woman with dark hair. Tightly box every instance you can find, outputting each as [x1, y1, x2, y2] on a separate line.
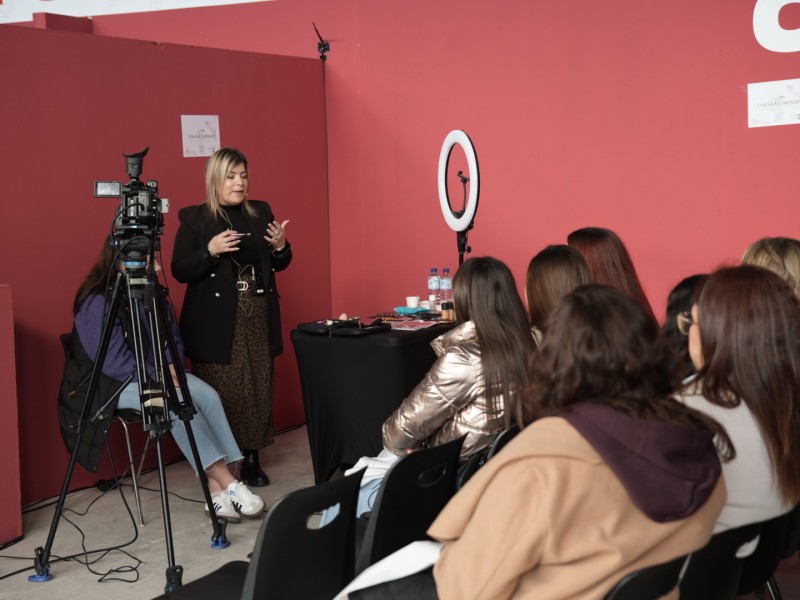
[662, 273, 708, 380]
[525, 244, 589, 344]
[60, 237, 264, 521]
[567, 226, 658, 326]
[323, 257, 536, 525]
[678, 265, 800, 533]
[345, 285, 728, 600]
[382, 256, 536, 457]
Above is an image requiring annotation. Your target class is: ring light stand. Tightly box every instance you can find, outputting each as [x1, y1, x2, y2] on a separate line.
[438, 130, 480, 266]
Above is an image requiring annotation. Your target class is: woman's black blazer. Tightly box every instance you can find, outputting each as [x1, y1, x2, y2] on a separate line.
[171, 200, 292, 363]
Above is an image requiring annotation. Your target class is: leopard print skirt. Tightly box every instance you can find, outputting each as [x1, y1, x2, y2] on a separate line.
[193, 292, 274, 450]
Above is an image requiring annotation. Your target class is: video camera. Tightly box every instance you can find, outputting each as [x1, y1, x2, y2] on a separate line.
[94, 147, 169, 262]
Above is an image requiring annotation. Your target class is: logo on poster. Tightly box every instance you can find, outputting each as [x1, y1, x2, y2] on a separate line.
[189, 130, 217, 155]
[756, 96, 800, 110]
[754, 0, 800, 52]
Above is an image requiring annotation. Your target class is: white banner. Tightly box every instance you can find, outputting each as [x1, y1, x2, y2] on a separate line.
[0, 0, 272, 25]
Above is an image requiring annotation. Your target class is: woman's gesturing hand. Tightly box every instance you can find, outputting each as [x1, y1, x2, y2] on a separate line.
[265, 220, 290, 251]
[208, 229, 243, 257]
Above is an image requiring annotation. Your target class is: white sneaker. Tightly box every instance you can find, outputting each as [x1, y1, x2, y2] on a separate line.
[228, 481, 265, 517]
[204, 492, 241, 523]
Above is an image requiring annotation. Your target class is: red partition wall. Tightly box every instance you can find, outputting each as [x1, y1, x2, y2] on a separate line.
[92, 0, 800, 320]
[0, 286, 22, 544]
[0, 25, 329, 504]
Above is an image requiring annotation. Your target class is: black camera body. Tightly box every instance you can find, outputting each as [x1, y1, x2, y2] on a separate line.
[95, 147, 168, 262]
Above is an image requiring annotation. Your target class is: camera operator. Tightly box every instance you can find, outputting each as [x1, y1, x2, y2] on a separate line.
[171, 148, 292, 488]
[62, 236, 266, 521]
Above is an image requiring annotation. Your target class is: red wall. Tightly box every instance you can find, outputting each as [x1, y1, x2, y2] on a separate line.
[90, 0, 800, 321]
[0, 286, 22, 544]
[6, 1, 800, 504]
[0, 25, 329, 504]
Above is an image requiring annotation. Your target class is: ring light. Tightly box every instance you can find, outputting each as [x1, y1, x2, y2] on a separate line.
[438, 130, 479, 232]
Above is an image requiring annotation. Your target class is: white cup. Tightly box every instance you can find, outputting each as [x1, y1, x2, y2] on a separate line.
[405, 296, 420, 308]
[419, 300, 431, 310]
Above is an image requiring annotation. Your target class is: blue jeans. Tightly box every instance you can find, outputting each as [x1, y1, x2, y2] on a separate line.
[117, 373, 243, 473]
[319, 477, 383, 527]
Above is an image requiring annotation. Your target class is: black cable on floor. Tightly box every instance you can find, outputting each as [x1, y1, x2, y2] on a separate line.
[0, 450, 142, 582]
[2, 423, 306, 578]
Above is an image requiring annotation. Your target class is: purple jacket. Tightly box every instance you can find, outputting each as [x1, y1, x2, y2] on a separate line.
[74, 293, 186, 382]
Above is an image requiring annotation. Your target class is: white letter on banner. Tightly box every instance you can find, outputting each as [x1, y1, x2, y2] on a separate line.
[753, 0, 800, 53]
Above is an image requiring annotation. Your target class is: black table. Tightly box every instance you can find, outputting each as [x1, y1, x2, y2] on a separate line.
[291, 324, 453, 483]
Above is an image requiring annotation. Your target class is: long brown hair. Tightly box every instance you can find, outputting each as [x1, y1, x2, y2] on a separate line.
[567, 227, 658, 326]
[696, 265, 800, 503]
[73, 236, 120, 313]
[453, 257, 537, 428]
[525, 285, 733, 456]
[526, 244, 589, 331]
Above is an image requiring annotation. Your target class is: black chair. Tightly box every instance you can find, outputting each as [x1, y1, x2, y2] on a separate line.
[152, 468, 366, 600]
[455, 424, 521, 489]
[109, 407, 149, 526]
[604, 554, 688, 600]
[679, 521, 763, 600]
[59, 332, 148, 525]
[355, 435, 465, 575]
[486, 424, 520, 459]
[736, 505, 800, 600]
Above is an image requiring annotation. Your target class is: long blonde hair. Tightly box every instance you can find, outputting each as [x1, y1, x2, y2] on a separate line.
[203, 147, 257, 222]
[742, 237, 800, 296]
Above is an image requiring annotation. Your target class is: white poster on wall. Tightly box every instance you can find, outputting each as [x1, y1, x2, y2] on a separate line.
[181, 115, 221, 157]
[747, 78, 800, 128]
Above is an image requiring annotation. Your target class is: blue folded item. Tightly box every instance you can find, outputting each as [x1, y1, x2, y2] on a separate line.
[394, 306, 430, 316]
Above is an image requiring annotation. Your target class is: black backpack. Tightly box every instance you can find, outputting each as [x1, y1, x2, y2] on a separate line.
[56, 330, 127, 472]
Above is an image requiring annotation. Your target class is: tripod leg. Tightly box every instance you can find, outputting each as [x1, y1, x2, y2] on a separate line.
[151, 285, 230, 549]
[165, 565, 184, 595]
[29, 453, 73, 581]
[31, 272, 127, 582]
[174, 414, 231, 550]
[154, 436, 183, 592]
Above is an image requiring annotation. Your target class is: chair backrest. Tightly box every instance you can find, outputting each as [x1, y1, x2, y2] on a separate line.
[455, 424, 521, 490]
[60, 332, 72, 358]
[736, 505, 800, 595]
[355, 435, 465, 574]
[604, 554, 688, 600]
[241, 467, 365, 600]
[679, 521, 763, 600]
[486, 424, 520, 460]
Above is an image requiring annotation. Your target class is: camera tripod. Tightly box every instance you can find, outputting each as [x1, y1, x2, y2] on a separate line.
[31, 257, 230, 592]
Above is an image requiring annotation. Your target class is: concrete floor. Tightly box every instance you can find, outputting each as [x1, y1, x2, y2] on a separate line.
[2, 424, 800, 599]
[0, 425, 316, 600]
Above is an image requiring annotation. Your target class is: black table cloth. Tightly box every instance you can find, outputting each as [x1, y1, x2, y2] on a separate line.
[291, 324, 453, 483]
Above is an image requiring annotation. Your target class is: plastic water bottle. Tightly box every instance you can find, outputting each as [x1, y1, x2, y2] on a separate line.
[427, 267, 440, 308]
[440, 267, 453, 305]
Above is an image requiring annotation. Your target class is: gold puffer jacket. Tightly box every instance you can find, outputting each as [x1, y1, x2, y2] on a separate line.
[382, 320, 506, 460]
